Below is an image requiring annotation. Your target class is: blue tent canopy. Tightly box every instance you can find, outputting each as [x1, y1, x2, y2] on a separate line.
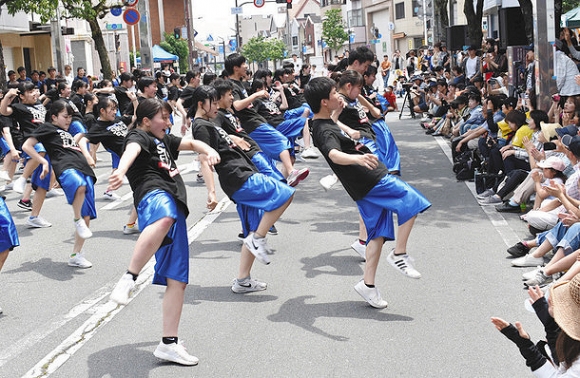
[136, 45, 178, 63]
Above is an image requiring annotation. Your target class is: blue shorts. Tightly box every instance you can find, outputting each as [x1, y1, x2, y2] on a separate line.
[356, 175, 431, 241]
[249, 124, 292, 162]
[59, 169, 97, 219]
[275, 117, 306, 140]
[251, 151, 284, 182]
[106, 149, 120, 169]
[0, 197, 19, 252]
[371, 119, 401, 173]
[137, 190, 189, 286]
[26, 146, 51, 191]
[284, 104, 313, 120]
[232, 173, 295, 237]
[0, 137, 9, 155]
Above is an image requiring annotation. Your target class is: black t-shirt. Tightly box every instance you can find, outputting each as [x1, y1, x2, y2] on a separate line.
[252, 98, 285, 127]
[1, 115, 23, 149]
[45, 78, 58, 92]
[70, 93, 86, 116]
[229, 79, 266, 134]
[311, 118, 387, 201]
[124, 129, 188, 216]
[31, 122, 96, 182]
[84, 117, 129, 156]
[214, 109, 261, 159]
[156, 83, 168, 100]
[167, 85, 179, 102]
[283, 82, 305, 110]
[338, 94, 375, 140]
[179, 86, 196, 110]
[113, 86, 133, 116]
[191, 117, 257, 198]
[361, 85, 383, 122]
[11, 102, 47, 139]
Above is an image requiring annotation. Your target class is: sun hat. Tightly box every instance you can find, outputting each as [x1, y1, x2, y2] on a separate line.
[540, 122, 562, 141]
[536, 156, 566, 172]
[556, 124, 579, 138]
[550, 273, 580, 341]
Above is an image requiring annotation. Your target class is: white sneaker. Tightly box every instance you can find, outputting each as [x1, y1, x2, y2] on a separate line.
[511, 253, 544, 267]
[386, 249, 421, 279]
[476, 189, 495, 200]
[354, 279, 388, 309]
[243, 234, 271, 265]
[12, 176, 27, 194]
[350, 240, 366, 260]
[522, 266, 542, 281]
[74, 219, 93, 239]
[103, 190, 120, 200]
[319, 174, 338, 191]
[154, 341, 199, 366]
[110, 273, 136, 305]
[478, 195, 502, 206]
[123, 224, 140, 235]
[0, 170, 10, 181]
[27, 216, 52, 228]
[287, 168, 309, 187]
[46, 188, 65, 198]
[68, 252, 93, 268]
[301, 148, 319, 159]
[231, 277, 268, 293]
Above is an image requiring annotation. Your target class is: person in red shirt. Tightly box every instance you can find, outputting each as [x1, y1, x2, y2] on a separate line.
[383, 85, 398, 111]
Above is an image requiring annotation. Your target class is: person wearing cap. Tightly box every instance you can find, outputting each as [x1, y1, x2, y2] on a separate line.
[461, 45, 481, 86]
[491, 274, 580, 376]
[487, 76, 508, 96]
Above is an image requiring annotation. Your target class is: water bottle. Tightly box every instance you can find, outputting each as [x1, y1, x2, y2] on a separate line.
[520, 202, 527, 212]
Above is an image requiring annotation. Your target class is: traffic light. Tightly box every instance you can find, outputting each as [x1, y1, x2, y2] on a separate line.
[286, 0, 292, 9]
[174, 27, 181, 40]
[275, 0, 284, 3]
[114, 34, 120, 51]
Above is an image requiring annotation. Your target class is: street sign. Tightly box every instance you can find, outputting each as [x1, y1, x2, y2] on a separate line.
[123, 8, 140, 25]
[125, 0, 138, 6]
[106, 23, 123, 30]
[254, 0, 265, 7]
[111, 6, 123, 17]
[231, 7, 243, 14]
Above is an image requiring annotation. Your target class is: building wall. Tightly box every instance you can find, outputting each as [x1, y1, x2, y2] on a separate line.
[148, 0, 185, 46]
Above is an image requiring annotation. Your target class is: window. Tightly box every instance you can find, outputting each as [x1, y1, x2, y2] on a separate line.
[321, 0, 346, 6]
[395, 2, 405, 19]
[292, 36, 298, 46]
[347, 9, 364, 27]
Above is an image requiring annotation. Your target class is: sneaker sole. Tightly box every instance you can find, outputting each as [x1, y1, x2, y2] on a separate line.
[153, 350, 199, 366]
[68, 262, 92, 268]
[288, 170, 310, 187]
[354, 285, 388, 309]
[231, 284, 267, 293]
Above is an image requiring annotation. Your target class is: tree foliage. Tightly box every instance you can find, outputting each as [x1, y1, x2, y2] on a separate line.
[241, 36, 286, 64]
[160, 33, 189, 73]
[322, 9, 348, 56]
[5, 0, 120, 79]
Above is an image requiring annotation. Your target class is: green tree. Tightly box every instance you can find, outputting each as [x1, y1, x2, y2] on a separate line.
[241, 36, 286, 66]
[6, 0, 119, 80]
[160, 33, 189, 73]
[322, 8, 349, 58]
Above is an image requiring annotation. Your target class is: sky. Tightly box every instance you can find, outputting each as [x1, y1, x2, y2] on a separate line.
[190, 0, 278, 41]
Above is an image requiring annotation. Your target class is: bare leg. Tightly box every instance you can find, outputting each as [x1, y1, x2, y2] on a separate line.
[363, 238, 384, 285]
[30, 188, 47, 218]
[393, 216, 417, 255]
[529, 239, 554, 258]
[544, 250, 579, 276]
[278, 150, 294, 178]
[358, 214, 368, 242]
[237, 244, 256, 279]
[0, 249, 9, 271]
[128, 217, 174, 274]
[254, 196, 293, 238]
[162, 278, 186, 337]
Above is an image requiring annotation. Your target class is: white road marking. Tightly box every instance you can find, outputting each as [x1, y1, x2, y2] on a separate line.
[433, 136, 520, 247]
[17, 193, 231, 377]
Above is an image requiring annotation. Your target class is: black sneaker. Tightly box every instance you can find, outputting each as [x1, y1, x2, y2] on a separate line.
[268, 225, 278, 235]
[529, 225, 542, 237]
[17, 199, 33, 211]
[507, 242, 530, 257]
[495, 202, 521, 213]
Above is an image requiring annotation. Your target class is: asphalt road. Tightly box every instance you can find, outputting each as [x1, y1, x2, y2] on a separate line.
[0, 106, 544, 377]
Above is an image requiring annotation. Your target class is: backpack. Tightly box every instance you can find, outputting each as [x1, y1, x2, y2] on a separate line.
[453, 150, 481, 181]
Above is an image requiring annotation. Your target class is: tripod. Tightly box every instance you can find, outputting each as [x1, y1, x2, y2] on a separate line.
[398, 86, 416, 119]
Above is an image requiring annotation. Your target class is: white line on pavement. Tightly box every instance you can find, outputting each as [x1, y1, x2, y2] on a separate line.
[433, 136, 520, 247]
[18, 194, 231, 377]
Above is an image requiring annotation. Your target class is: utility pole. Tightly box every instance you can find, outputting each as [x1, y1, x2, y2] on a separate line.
[185, 0, 196, 69]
